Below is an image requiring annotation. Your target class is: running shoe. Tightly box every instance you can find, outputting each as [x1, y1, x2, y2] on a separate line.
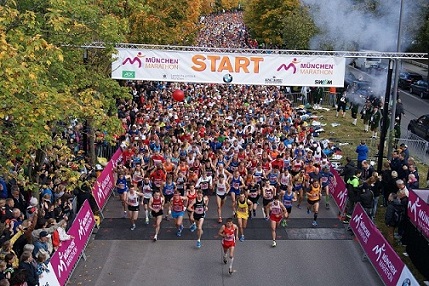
[233, 212, 236, 218]
[253, 210, 256, 217]
[145, 217, 149, 225]
[325, 203, 330, 210]
[122, 211, 127, 218]
[272, 240, 277, 247]
[342, 220, 350, 224]
[306, 207, 310, 214]
[281, 219, 287, 227]
[179, 224, 184, 232]
[297, 204, 302, 209]
[239, 235, 245, 242]
[130, 224, 136, 231]
[176, 230, 182, 237]
[218, 217, 222, 223]
[223, 256, 227, 264]
[190, 223, 197, 232]
[312, 220, 318, 227]
[229, 267, 233, 275]
[164, 215, 170, 221]
[196, 240, 201, 248]
[264, 217, 269, 221]
[153, 235, 158, 242]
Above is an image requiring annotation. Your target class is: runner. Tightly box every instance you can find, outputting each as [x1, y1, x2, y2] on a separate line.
[218, 218, 238, 275]
[141, 175, 153, 224]
[278, 168, 293, 198]
[281, 186, 297, 227]
[186, 183, 197, 232]
[175, 171, 187, 196]
[236, 192, 253, 242]
[148, 189, 164, 241]
[268, 195, 287, 247]
[320, 166, 335, 209]
[246, 177, 261, 218]
[214, 174, 229, 223]
[261, 179, 276, 220]
[228, 170, 245, 217]
[306, 179, 322, 227]
[170, 189, 187, 237]
[187, 190, 209, 248]
[293, 169, 306, 209]
[162, 173, 175, 220]
[116, 172, 129, 218]
[195, 170, 213, 197]
[125, 185, 144, 230]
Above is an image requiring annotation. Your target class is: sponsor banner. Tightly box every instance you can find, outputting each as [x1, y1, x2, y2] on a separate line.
[93, 148, 123, 210]
[407, 189, 429, 240]
[50, 200, 95, 286]
[329, 166, 347, 212]
[350, 203, 417, 286]
[112, 49, 346, 87]
[39, 263, 60, 286]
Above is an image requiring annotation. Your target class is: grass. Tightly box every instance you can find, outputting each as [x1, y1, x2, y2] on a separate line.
[309, 104, 427, 283]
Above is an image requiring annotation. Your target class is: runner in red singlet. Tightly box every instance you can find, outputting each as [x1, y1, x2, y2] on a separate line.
[218, 218, 238, 275]
[268, 195, 287, 247]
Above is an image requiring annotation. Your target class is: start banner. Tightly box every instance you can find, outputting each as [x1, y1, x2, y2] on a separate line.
[407, 189, 429, 240]
[329, 166, 347, 213]
[92, 148, 123, 210]
[350, 203, 418, 286]
[112, 49, 346, 87]
[49, 200, 95, 286]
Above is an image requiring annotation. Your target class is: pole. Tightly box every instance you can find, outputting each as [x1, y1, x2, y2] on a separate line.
[378, 59, 394, 173]
[387, 0, 404, 159]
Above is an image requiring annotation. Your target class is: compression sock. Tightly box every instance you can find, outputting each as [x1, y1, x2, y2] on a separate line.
[145, 210, 148, 219]
[229, 257, 234, 269]
[314, 212, 318, 221]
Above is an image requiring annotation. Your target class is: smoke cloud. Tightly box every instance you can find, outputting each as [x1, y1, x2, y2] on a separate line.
[301, 0, 424, 52]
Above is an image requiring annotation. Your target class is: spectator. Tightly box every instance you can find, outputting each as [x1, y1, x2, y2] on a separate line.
[355, 140, 368, 170]
[18, 251, 39, 286]
[32, 231, 50, 261]
[359, 182, 374, 219]
[384, 193, 404, 245]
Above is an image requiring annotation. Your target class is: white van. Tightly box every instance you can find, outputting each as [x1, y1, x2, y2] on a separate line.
[353, 50, 382, 70]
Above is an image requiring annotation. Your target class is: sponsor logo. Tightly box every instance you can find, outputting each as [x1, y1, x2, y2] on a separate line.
[408, 196, 421, 222]
[264, 76, 283, 84]
[122, 71, 135, 78]
[372, 243, 386, 262]
[352, 212, 363, 224]
[122, 52, 145, 68]
[223, 73, 233, 83]
[315, 79, 333, 85]
[277, 58, 299, 74]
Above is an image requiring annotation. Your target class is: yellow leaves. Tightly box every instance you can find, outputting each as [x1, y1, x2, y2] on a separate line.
[58, 53, 64, 62]
[29, 73, 36, 80]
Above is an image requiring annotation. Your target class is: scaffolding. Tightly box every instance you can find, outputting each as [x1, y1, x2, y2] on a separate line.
[76, 42, 428, 59]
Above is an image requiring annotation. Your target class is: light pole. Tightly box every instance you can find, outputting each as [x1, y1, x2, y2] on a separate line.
[387, 0, 405, 159]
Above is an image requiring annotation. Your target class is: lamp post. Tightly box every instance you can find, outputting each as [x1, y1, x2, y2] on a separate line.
[387, 0, 405, 159]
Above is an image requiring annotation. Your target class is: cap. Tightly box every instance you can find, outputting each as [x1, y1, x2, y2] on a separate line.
[39, 231, 49, 238]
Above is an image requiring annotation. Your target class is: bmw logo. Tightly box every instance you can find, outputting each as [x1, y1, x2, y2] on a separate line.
[223, 73, 233, 83]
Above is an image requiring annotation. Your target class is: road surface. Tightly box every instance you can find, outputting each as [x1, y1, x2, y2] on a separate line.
[69, 195, 383, 286]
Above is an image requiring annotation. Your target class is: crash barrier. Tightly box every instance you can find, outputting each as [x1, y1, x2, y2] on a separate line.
[39, 200, 96, 286]
[407, 189, 429, 241]
[398, 133, 429, 165]
[92, 147, 124, 215]
[328, 166, 348, 214]
[350, 203, 418, 286]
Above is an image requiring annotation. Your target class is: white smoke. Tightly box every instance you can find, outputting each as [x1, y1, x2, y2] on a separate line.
[301, 0, 424, 52]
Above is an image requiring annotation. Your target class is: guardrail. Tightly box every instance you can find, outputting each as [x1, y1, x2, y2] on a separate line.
[399, 133, 429, 165]
[403, 59, 428, 70]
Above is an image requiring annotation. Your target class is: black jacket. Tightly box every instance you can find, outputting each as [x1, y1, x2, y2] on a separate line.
[19, 260, 39, 286]
[359, 188, 374, 209]
[341, 161, 356, 182]
[385, 199, 404, 227]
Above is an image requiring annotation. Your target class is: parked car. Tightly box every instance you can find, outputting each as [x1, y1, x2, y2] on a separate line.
[398, 72, 423, 89]
[408, 114, 429, 141]
[410, 80, 429, 99]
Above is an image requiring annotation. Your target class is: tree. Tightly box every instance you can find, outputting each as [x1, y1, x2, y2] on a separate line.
[243, 0, 315, 48]
[0, 0, 130, 194]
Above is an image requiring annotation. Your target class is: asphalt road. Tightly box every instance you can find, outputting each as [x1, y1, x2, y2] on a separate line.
[69, 195, 383, 286]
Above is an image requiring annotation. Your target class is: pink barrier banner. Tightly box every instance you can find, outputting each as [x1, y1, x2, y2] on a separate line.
[328, 166, 347, 213]
[50, 200, 95, 286]
[93, 148, 123, 210]
[407, 189, 429, 240]
[350, 203, 418, 286]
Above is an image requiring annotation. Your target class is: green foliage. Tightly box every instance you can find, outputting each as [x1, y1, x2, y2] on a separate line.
[244, 0, 315, 48]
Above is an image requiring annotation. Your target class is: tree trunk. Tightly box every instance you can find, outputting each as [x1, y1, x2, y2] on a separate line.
[87, 118, 96, 167]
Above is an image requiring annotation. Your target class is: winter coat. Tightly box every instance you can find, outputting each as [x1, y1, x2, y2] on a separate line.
[385, 199, 404, 227]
